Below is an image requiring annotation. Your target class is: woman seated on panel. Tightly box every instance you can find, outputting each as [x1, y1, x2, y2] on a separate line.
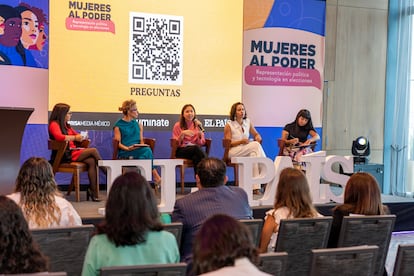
[172, 104, 207, 174]
[81, 172, 180, 276]
[259, 167, 323, 253]
[49, 103, 103, 201]
[280, 109, 320, 163]
[7, 157, 82, 228]
[192, 214, 270, 276]
[0, 195, 49, 274]
[224, 102, 266, 194]
[327, 172, 390, 248]
[113, 99, 161, 187]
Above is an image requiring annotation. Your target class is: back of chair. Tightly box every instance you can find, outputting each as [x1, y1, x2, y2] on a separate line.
[31, 225, 94, 276]
[239, 219, 263, 247]
[3, 272, 67, 276]
[48, 139, 70, 172]
[100, 262, 188, 276]
[337, 215, 396, 276]
[393, 243, 414, 276]
[258, 252, 288, 276]
[162, 222, 183, 248]
[310, 245, 379, 276]
[222, 138, 232, 163]
[277, 139, 286, 156]
[275, 217, 333, 276]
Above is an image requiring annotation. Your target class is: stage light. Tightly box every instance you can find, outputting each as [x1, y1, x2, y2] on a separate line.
[352, 136, 370, 164]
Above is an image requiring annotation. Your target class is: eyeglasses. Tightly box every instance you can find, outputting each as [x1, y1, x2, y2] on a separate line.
[130, 108, 138, 112]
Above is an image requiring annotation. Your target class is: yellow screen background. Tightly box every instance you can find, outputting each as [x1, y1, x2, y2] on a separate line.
[49, 0, 243, 115]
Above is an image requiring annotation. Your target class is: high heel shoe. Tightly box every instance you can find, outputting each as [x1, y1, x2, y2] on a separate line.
[86, 188, 101, 202]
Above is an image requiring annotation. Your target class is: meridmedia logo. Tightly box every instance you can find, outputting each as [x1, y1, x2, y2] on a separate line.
[138, 118, 170, 127]
[69, 120, 111, 127]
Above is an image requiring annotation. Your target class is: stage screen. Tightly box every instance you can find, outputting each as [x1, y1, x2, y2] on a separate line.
[49, 0, 243, 131]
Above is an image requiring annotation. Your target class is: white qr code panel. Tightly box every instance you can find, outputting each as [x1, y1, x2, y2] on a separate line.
[129, 12, 184, 85]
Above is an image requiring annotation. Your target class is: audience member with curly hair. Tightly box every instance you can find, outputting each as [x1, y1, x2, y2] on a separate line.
[192, 214, 270, 275]
[0, 195, 49, 273]
[7, 157, 82, 228]
[82, 172, 179, 276]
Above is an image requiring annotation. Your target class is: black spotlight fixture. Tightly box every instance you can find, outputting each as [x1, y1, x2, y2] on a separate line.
[352, 136, 370, 164]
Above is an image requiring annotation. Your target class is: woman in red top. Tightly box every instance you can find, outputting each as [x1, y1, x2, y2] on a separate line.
[48, 103, 102, 202]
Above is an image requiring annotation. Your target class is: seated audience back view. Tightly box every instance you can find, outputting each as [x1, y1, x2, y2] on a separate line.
[192, 214, 271, 276]
[7, 157, 82, 228]
[259, 167, 323, 253]
[82, 172, 180, 276]
[0, 195, 49, 274]
[328, 172, 390, 248]
[171, 157, 253, 264]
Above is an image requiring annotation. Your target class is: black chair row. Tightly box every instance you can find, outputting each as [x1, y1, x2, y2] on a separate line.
[28, 215, 410, 276]
[273, 215, 396, 276]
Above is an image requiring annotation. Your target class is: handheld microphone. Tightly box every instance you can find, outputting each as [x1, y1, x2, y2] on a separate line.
[193, 118, 205, 132]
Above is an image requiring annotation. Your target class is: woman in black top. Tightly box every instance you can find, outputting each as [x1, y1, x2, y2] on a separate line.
[280, 109, 320, 162]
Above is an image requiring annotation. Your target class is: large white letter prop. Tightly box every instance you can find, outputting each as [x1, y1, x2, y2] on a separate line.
[153, 159, 183, 212]
[258, 156, 295, 206]
[98, 159, 183, 213]
[320, 155, 353, 204]
[99, 159, 152, 194]
[231, 157, 275, 206]
[300, 151, 327, 204]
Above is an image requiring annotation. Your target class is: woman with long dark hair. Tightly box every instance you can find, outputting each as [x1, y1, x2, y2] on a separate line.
[49, 103, 103, 201]
[0, 195, 48, 274]
[328, 172, 389, 248]
[172, 104, 207, 174]
[280, 109, 320, 163]
[82, 172, 179, 275]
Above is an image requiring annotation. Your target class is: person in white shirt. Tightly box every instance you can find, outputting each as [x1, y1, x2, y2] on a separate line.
[259, 167, 323, 253]
[224, 102, 266, 194]
[7, 157, 82, 228]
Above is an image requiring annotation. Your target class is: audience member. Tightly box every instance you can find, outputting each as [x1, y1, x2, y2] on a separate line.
[224, 102, 266, 194]
[49, 103, 103, 201]
[171, 157, 253, 264]
[280, 109, 320, 163]
[328, 172, 390, 248]
[193, 214, 271, 276]
[259, 167, 322, 253]
[7, 157, 82, 228]
[172, 104, 207, 174]
[0, 195, 49, 274]
[114, 99, 161, 187]
[82, 172, 179, 276]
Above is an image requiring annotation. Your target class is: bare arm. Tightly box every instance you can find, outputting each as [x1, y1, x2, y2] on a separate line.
[303, 130, 320, 145]
[249, 124, 262, 143]
[139, 123, 144, 143]
[259, 215, 278, 253]
[281, 130, 299, 145]
[114, 126, 134, 151]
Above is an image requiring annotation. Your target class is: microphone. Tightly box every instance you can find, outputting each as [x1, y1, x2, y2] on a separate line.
[193, 118, 205, 132]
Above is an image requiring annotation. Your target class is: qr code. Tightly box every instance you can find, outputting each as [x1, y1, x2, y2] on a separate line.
[129, 12, 183, 85]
